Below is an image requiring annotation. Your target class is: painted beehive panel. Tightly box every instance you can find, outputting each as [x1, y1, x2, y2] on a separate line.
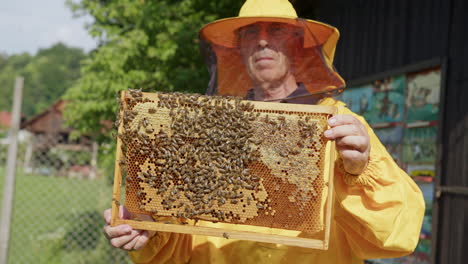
[111, 90, 337, 249]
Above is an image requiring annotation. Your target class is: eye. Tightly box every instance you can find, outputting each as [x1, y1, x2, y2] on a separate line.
[239, 25, 260, 40]
[271, 26, 283, 32]
[268, 24, 288, 37]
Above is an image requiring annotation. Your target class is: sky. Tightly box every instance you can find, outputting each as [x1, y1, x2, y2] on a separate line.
[0, 0, 97, 55]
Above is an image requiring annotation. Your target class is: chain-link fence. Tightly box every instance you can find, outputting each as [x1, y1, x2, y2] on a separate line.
[0, 131, 130, 264]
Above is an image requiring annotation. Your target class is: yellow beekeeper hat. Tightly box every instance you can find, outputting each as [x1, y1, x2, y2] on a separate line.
[199, 0, 345, 98]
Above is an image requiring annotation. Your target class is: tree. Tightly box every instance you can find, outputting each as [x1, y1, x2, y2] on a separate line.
[0, 53, 32, 114]
[0, 44, 86, 117]
[63, 0, 242, 140]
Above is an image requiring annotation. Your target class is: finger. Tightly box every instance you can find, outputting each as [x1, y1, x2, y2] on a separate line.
[328, 115, 360, 127]
[340, 149, 368, 175]
[103, 224, 132, 239]
[336, 136, 369, 153]
[104, 205, 131, 225]
[324, 124, 363, 139]
[339, 148, 364, 161]
[340, 149, 367, 167]
[133, 231, 150, 250]
[119, 205, 132, 220]
[109, 229, 140, 249]
[122, 233, 140, 251]
[103, 209, 111, 224]
[340, 149, 365, 164]
[134, 213, 155, 222]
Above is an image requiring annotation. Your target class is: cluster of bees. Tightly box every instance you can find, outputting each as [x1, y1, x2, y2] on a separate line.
[117, 89, 269, 222]
[116, 89, 325, 227]
[252, 112, 323, 217]
[261, 114, 318, 158]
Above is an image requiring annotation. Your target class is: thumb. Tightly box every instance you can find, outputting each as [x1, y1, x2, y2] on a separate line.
[119, 205, 132, 220]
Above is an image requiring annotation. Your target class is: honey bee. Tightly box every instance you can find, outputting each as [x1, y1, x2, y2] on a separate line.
[147, 107, 156, 114]
[279, 150, 289, 157]
[289, 148, 301, 155]
[112, 198, 121, 206]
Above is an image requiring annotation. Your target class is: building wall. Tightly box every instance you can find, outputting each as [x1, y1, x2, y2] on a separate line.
[317, 0, 468, 263]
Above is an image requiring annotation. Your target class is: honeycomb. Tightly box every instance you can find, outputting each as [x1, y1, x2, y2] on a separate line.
[114, 89, 335, 238]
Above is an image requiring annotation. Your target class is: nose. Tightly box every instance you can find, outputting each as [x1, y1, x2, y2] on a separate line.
[257, 27, 270, 49]
[258, 39, 269, 48]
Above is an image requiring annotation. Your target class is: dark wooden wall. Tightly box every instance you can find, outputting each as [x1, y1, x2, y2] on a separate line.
[312, 0, 468, 263]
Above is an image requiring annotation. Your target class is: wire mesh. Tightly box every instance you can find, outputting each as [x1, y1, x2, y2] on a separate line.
[0, 132, 130, 264]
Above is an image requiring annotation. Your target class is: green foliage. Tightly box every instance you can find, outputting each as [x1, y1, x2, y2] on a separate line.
[0, 144, 6, 165]
[98, 143, 119, 185]
[29, 147, 92, 176]
[0, 53, 32, 113]
[64, 0, 242, 141]
[0, 44, 86, 117]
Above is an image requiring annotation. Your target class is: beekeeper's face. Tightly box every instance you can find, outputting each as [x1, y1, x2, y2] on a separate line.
[238, 22, 303, 85]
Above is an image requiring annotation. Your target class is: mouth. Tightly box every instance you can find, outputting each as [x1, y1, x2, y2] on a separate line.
[255, 57, 273, 62]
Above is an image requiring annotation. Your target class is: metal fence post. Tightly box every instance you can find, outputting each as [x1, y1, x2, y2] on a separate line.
[0, 77, 24, 264]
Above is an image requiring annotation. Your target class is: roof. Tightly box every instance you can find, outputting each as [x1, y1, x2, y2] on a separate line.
[0, 111, 11, 128]
[21, 100, 72, 134]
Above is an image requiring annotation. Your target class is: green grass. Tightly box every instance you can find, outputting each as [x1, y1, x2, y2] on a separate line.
[0, 168, 130, 264]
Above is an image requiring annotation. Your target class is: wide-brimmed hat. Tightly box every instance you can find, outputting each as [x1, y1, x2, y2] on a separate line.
[199, 0, 345, 99]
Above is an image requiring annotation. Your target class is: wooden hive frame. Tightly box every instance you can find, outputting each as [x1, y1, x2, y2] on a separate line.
[111, 91, 337, 249]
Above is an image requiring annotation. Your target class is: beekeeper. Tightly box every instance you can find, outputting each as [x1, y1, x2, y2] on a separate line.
[103, 0, 425, 263]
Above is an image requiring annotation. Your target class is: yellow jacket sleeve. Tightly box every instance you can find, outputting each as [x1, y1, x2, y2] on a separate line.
[333, 104, 426, 260]
[129, 232, 192, 264]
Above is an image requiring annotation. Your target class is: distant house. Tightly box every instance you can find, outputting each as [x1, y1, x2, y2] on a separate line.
[0, 111, 11, 129]
[21, 100, 68, 133]
[22, 100, 75, 145]
[20, 100, 98, 179]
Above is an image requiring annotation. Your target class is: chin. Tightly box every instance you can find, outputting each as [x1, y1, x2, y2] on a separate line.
[254, 70, 285, 83]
